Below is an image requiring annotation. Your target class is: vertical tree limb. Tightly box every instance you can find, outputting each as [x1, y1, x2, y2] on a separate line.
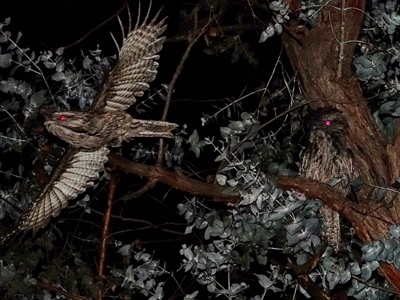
[96, 173, 118, 299]
[281, 0, 400, 292]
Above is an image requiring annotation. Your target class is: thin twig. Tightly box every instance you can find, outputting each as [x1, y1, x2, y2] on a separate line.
[156, 6, 215, 166]
[91, 208, 186, 228]
[337, 0, 346, 77]
[0, 34, 55, 103]
[352, 275, 398, 294]
[36, 280, 90, 300]
[216, 101, 311, 174]
[0, 105, 37, 150]
[121, 178, 157, 201]
[109, 228, 185, 239]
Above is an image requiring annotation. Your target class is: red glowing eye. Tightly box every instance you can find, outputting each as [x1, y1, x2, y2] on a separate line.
[325, 120, 331, 126]
[59, 115, 67, 121]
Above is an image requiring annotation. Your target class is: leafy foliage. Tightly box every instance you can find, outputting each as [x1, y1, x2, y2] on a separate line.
[353, 0, 400, 140]
[1, 0, 400, 299]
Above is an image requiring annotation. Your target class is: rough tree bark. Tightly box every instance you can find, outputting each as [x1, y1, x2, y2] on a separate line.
[279, 0, 400, 293]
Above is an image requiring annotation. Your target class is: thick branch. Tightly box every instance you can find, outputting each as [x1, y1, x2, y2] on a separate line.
[277, 176, 363, 224]
[296, 275, 332, 300]
[107, 152, 239, 203]
[276, 176, 394, 241]
[277, 175, 400, 293]
[291, 245, 334, 300]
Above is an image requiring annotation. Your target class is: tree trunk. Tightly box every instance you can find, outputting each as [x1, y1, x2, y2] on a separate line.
[280, 0, 400, 292]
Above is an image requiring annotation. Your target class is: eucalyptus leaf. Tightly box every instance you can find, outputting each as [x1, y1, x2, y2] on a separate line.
[0, 53, 11, 68]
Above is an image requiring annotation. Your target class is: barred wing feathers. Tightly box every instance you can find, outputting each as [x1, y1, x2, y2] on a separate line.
[0, 147, 109, 244]
[92, 9, 167, 112]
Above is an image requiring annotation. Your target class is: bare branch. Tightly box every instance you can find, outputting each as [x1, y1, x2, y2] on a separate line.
[108, 152, 239, 203]
[96, 173, 118, 300]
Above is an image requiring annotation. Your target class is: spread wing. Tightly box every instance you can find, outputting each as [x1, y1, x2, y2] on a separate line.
[0, 147, 109, 244]
[92, 8, 167, 112]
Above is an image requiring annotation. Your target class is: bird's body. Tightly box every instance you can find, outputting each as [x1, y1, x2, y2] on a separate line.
[1, 5, 177, 244]
[45, 110, 177, 150]
[43, 7, 178, 150]
[300, 108, 357, 251]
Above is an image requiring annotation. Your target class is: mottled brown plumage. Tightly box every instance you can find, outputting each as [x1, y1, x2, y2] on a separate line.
[300, 108, 358, 251]
[44, 8, 177, 150]
[45, 110, 177, 150]
[0, 148, 109, 245]
[1, 6, 176, 244]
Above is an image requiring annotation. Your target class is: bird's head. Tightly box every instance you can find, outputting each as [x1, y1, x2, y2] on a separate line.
[43, 111, 92, 132]
[41, 109, 98, 149]
[309, 108, 347, 134]
[306, 107, 349, 149]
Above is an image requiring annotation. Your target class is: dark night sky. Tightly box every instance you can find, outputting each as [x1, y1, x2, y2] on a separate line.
[0, 1, 180, 55]
[0, 0, 282, 129]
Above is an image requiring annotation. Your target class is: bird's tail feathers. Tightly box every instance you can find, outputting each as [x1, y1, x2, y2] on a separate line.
[131, 120, 178, 138]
